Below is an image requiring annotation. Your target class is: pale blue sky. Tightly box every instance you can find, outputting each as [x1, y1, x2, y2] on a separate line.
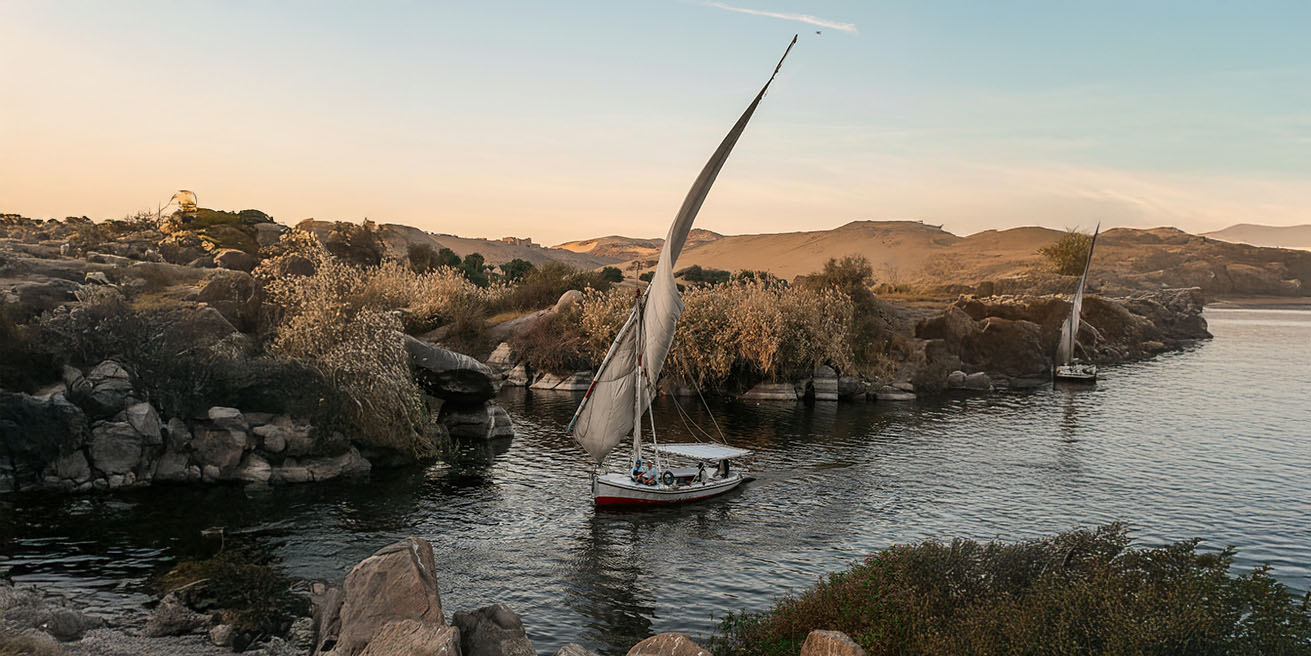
[2, 1, 1309, 243]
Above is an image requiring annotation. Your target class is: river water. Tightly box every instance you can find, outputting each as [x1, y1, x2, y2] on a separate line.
[2, 307, 1309, 654]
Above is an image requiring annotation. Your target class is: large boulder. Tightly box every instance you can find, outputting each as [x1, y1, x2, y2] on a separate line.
[191, 427, 248, 474]
[405, 335, 499, 404]
[440, 402, 514, 440]
[212, 248, 258, 273]
[122, 402, 163, 446]
[87, 420, 145, 476]
[84, 360, 134, 416]
[626, 633, 712, 656]
[0, 392, 87, 491]
[800, 630, 866, 656]
[330, 537, 445, 656]
[451, 603, 536, 656]
[554, 289, 583, 313]
[359, 619, 460, 656]
[197, 270, 261, 331]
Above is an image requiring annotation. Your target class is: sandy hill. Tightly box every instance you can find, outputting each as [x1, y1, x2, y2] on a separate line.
[1202, 224, 1311, 250]
[597, 220, 1311, 298]
[553, 229, 722, 261]
[297, 220, 620, 268]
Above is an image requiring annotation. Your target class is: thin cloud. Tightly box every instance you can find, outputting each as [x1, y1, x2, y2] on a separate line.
[701, 1, 857, 33]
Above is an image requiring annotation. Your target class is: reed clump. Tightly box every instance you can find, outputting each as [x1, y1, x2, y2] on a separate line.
[709, 524, 1311, 656]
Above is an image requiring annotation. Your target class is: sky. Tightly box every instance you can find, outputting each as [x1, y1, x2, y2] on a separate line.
[2, 1, 1309, 244]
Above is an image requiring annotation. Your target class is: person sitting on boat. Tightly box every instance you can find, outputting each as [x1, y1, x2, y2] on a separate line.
[639, 460, 658, 486]
[631, 459, 644, 482]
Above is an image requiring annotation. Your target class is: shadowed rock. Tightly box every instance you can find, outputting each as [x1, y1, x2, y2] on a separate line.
[452, 603, 535, 656]
[404, 335, 498, 404]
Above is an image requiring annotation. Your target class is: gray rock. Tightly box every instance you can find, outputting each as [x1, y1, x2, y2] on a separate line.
[0, 392, 88, 491]
[331, 537, 444, 656]
[303, 447, 370, 481]
[89, 421, 144, 475]
[254, 222, 288, 247]
[86, 360, 134, 415]
[625, 632, 711, 656]
[801, 629, 866, 656]
[486, 342, 517, 372]
[124, 402, 163, 445]
[234, 452, 272, 484]
[209, 623, 235, 647]
[213, 249, 257, 273]
[555, 644, 602, 656]
[452, 603, 536, 656]
[811, 373, 839, 402]
[405, 335, 499, 404]
[154, 449, 190, 482]
[311, 583, 344, 655]
[739, 382, 798, 401]
[53, 450, 91, 483]
[962, 372, 993, 391]
[144, 588, 211, 637]
[874, 386, 916, 402]
[503, 363, 531, 387]
[192, 427, 247, 473]
[253, 424, 290, 454]
[288, 616, 316, 653]
[837, 376, 867, 401]
[554, 289, 583, 313]
[529, 373, 566, 390]
[165, 417, 192, 450]
[206, 406, 249, 432]
[440, 402, 514, 440]
[946, 370, 968, 388]
[359, 620, 460, 656]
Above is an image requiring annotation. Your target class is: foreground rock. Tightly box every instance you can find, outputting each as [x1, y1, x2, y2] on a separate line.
[405, 335, 499, 404]
[357, 619, 459, 656]
[327, 537, 445, 656]
[452, 604, 536, 656]
[626, 632, 712, 656]
[801, 629, 866, 656]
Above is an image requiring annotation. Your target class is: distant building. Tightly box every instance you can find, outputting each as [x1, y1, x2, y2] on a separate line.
[501, 236, 536, 247]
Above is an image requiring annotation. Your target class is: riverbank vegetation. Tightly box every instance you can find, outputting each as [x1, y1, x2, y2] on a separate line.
[709, 524, 1311, 656]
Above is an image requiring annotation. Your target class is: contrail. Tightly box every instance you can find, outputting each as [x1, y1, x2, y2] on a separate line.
[701, 1, 857, 33]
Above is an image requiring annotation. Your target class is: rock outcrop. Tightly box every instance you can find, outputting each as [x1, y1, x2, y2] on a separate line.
[917, 288, 1211, 385]
[625, 632, 712, 656]
[330, 537, 445, 656]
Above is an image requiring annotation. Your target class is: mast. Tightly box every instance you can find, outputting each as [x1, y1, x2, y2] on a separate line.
[632, 297, 644, 461]
[569, 35, 796, 465]
[1057, 223, 1100, 366]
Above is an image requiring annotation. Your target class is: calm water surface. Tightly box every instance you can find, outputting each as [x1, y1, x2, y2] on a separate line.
[2, 308, 1310, 654]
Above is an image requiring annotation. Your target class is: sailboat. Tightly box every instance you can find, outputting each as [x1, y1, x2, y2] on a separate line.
[565, 37, 795, 506]
[1054, 223, 1100, 383]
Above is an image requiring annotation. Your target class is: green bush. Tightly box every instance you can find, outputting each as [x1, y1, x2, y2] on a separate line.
[1040, 228, 1095, 276]
[677, 264, 730, 285]
[152, 546, 306, 647]
[709, 524, 1311, 656]
[498, 261, 612, 312]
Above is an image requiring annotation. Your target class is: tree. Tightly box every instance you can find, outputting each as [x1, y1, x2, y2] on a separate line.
[460, 252, 489, 287]
[407, 243, 439, 274]
[677, 265, 730, 286]
[600, 266, 623, 283]
[1039, 229, 1094, 276]
[500, 258, 535, 283]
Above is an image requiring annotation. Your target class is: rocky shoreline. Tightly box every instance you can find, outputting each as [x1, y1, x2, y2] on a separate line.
[2, 536, 867, 656]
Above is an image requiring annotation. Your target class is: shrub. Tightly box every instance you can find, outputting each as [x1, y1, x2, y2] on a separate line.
[510, 310, 591, 375]
[498, 261, 612, 312]
[0, 308, 58, 393]
[322, 219, 385, 267]
[639, 271, 653, 283]
[1040, 228, 1095, 276]
[263, 255, 438, 456]
[499, 258, 535, 283]
[600, 266, 623, 283]
[677, 264, 730, 286]
[152, 546, 306, 647]
[709, 524, 1311, 656]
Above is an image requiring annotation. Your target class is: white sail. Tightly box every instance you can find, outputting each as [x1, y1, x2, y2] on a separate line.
[571, 37, 796, 464]
[1057, 223, 1100, 366]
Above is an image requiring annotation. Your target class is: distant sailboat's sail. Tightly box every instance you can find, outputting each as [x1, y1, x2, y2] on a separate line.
[571, 36, 796, 464]
[1056, 223, 1100, 366]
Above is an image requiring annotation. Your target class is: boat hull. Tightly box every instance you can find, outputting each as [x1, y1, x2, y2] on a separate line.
[593, 472, 744, 506]
[1054, 363, 1097, 383]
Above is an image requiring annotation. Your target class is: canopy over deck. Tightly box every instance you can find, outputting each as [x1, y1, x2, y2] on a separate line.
[653, 443, 753, 460]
